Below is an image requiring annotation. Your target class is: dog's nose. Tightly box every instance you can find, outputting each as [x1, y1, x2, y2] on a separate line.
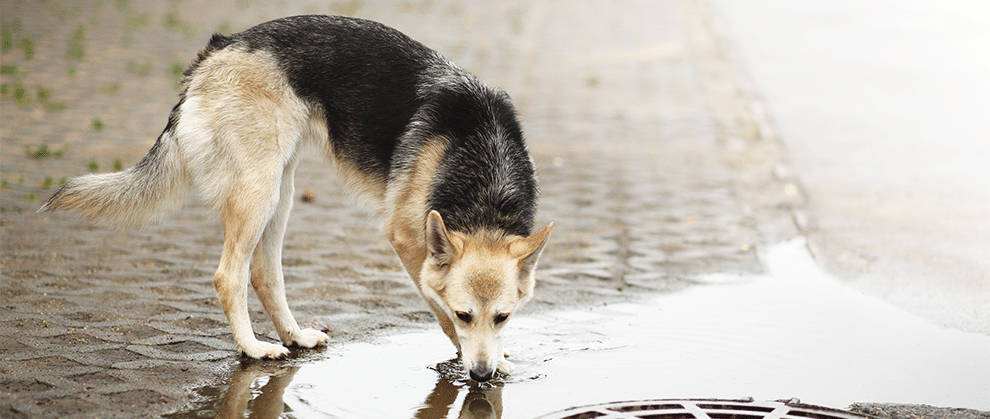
[469, 366, 494, 382]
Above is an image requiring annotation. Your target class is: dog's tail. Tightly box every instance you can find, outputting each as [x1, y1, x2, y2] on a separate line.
[39, 124, 190, 228]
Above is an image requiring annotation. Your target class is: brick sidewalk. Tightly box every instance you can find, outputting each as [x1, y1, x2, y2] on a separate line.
[1, 1, 800, 417]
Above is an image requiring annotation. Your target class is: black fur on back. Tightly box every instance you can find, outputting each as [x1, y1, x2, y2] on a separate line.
[232, 15, 434, 177]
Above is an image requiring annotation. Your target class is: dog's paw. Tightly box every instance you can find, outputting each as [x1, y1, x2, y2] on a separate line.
[496, 357, 515, 375]
[288, 328, 330, 348]
[240, 340, 290, 359]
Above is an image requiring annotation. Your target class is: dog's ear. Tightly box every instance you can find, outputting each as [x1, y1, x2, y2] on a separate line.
[514, 221, 553, 272]
[425, 210, 457, 268]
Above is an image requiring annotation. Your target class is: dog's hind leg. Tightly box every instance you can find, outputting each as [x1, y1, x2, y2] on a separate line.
[250, 156, 329, 349]
[180, 46, 330, 358]
[212, 171, 291, 359]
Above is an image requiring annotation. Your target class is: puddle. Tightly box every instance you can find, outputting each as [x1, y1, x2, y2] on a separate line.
[168, 238, 990, 418]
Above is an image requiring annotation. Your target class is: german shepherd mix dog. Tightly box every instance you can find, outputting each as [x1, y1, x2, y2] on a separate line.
[40, 15, 552, 382]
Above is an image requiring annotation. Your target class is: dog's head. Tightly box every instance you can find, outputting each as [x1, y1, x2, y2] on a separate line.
[419, 210, 552, 382]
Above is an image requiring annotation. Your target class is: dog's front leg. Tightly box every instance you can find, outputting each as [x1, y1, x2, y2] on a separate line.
[496, 338, 514, 375]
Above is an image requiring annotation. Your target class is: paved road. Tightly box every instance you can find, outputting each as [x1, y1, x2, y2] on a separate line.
[712, 0, 990, 335]
[4, 1, 976, 418]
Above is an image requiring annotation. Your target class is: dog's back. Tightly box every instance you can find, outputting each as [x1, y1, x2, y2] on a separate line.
[221, 16, 438, 179]
[205, 16, 539, 233]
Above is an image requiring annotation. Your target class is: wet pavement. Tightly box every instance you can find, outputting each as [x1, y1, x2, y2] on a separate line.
[711, 0, 990, 336]
[1, 1, 986, 418]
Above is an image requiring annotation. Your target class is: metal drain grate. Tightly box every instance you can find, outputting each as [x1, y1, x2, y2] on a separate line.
[535, 398, 875, 419]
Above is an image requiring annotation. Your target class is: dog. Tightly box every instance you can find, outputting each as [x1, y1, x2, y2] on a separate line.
[39, 15, 552, 382]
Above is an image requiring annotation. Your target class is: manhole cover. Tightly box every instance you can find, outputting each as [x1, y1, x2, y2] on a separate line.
[536, 398, 875, 419]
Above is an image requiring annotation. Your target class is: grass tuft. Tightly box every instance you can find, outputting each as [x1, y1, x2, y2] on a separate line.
[66, 24, 86, 61]
[19, 38, 34, 58]
[1, 26, 12, 52]
[13, 84, 31, 106]
[169, 61, 185, 90]
[26, 143, 68, 159]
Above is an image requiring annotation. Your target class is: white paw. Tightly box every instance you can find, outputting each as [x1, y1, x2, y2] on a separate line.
[288, 328, 330, 348]
[240, 340, 290, 359]
[497, 357, 515, 374]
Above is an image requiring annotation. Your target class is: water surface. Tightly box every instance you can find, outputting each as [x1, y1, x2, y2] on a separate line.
[172, 239, 990, 418]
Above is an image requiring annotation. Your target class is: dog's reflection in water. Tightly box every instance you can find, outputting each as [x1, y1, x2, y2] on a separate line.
[214, 361, 298, 419]
[212, 358, 503, 419]
[415, 376, 503, 419]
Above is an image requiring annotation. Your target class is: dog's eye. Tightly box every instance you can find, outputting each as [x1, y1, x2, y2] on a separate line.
[455, 311, 472, 323]
[494, 313, 509, 325]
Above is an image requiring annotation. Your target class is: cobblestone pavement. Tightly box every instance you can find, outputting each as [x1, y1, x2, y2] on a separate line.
[1, 0, 802, 417]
